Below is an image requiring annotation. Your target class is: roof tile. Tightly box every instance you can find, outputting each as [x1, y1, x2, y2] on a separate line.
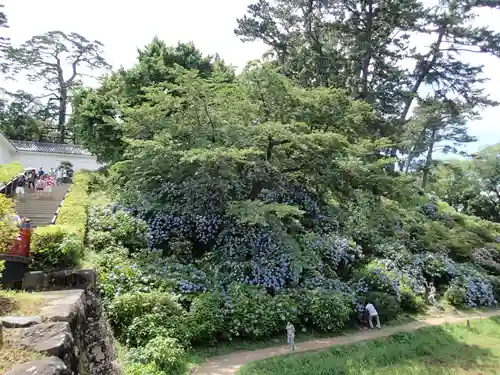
[9, 140, 92, 156]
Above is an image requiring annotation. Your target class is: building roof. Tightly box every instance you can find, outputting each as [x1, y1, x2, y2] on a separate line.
[9, 140, 93, 156]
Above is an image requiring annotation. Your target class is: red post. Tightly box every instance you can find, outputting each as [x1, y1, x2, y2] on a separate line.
[6, 225, 32, 258]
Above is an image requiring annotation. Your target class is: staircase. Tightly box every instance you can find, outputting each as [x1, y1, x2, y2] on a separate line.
[14, 184, 70, 228]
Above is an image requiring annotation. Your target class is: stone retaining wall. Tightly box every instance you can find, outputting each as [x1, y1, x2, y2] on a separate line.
[3, 269, 122, 375]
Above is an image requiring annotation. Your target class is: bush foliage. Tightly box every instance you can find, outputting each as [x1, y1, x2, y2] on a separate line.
[0, 195, 17, 253]
[0, 162, 23, 185]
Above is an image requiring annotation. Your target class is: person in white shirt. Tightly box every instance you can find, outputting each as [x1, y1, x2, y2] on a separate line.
[56, 168, 64, 186]
[365, 302, 381, 329]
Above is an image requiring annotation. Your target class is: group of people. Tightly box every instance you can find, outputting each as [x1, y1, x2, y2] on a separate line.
[15, 167, 66, 199]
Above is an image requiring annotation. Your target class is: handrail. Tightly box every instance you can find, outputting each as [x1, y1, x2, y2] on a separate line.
[0, 176, 20, 198]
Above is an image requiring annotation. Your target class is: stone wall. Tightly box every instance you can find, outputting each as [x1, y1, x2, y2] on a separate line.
[3, 269, 122, 375]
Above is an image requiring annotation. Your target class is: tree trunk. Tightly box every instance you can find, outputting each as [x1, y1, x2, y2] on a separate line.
[390, 26, 446, 171]
[360, 0, 374, 103]
[58, 88, 67, 144]
[421, 127, 437, 190]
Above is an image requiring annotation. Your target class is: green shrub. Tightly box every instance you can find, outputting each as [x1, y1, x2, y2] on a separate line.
[304, 289, 352, 332]
[363, 292, 401, 322]
[88, 230, 116, 252]
[0, 162, 23, 184]
[399, 285, 426, 312]
[444, 285, 466, 306]
[125, 363, 166, 375]
[188, 291, 227, 344]
[56, 171, 90, 239]
[0, 195, 17, 253]
[30, 225, 83, 270]
[107, 292, 185, 341]
[272, 293, 299, 327]
[126, 313, 189, 348]
[127, 336, 185, 373]
[227, 283, 277, 339]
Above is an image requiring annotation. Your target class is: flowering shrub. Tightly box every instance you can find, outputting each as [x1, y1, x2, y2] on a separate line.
[357, 261, 400, 298]
[472, 247, 500, 274]
[465, 278, 496, 307]
[302, 232, 363, 271]
[213, 225, 296, 291]
[88, 205, 148, 251]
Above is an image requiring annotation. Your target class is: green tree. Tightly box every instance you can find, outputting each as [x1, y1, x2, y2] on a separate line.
[0, 3, 9, 73]
[403, 98, 476, 188]
[7, 31, 110, 143]
[236, 0, 500, 166]
[72, 39, 234, 162]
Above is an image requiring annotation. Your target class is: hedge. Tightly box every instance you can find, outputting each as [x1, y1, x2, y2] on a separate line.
[0, 194, 16, 253]
[30, 171, 90, 270]
[55, 171, 91, 239]
[0, 162, 23, 185]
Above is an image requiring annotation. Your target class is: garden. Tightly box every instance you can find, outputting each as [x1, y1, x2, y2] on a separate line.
[2, 1, 500, 373]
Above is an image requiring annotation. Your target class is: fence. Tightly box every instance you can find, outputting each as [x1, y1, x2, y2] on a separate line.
[0, 176, 20, 198]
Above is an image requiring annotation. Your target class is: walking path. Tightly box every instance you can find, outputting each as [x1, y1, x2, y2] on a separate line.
[192, 309, 500, 375]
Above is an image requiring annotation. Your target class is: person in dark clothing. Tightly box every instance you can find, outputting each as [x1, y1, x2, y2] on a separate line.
[27, 170, 36, 189]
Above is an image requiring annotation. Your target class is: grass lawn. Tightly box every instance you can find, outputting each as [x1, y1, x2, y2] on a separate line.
[237, 316, 500, 375]
[0, 290, 46, 316]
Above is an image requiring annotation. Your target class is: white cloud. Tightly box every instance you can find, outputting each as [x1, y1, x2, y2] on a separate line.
[1, 0, 499, 151]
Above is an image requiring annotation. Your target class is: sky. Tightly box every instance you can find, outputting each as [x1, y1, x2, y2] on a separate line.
[1, 0, 499, 153]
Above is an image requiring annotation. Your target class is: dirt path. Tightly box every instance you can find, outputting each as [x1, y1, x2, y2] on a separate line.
[192, 309, 500, 375]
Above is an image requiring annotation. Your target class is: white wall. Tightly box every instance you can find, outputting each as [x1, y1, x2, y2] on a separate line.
[11, 151, 103, 171]
[0, 136, 14, 165]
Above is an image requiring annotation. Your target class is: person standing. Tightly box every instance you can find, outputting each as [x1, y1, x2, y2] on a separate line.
[27, 170, 36, 190]
[365, 302, 381, 329]
[45, 174, 55, 198]
[38, 167, 45, 178]
[56, 168, 63, 186]
[15, 173, 26, 199]
[286, 322, 295, 351]
[34, 175, 45, 199]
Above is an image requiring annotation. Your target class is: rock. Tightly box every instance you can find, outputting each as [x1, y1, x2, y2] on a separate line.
[5, 322, 74, 358]
[4, 357, 70, 375]
[22, 271, 46, 292]
[22, 269, 96, 292]
[1, 316, 42, 328]
[39, 290, 85, 322]
[50, 269, 96, 291]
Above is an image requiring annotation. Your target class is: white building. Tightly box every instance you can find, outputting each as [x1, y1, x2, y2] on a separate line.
[0, 131, 102, 171]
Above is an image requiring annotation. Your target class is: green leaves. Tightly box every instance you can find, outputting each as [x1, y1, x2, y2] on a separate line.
[229, 201, 304, 226]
